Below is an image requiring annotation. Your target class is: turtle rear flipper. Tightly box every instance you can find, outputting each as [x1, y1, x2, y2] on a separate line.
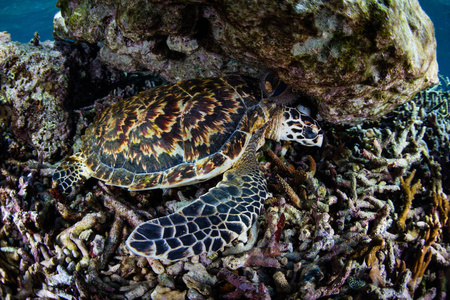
[126, 126, 268, 261]
[52, 153, 91, 195]
[126, 172, 267, 261]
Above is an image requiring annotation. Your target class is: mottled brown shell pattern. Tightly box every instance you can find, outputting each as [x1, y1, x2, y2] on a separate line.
[82, 76, 269, 190]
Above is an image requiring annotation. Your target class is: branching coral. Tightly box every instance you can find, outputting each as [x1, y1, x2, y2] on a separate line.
[429, 164, 450, 228]
[56, 212, 107, 251]
[266, 148, 308, 206]
[351, 235, 386, 268]
[434, 190, 449, 228]
[276, 174, 301, 208]
[397, 169, 422, 230]
[288, 78, 450, 299]
[409, 214, 441, 292]
[419, 74, 450, 118]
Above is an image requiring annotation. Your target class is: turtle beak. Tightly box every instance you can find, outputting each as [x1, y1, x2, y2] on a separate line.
[313, 133, 323, 147]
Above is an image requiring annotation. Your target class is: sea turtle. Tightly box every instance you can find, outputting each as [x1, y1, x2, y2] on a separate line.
[53, 74, 323, 261]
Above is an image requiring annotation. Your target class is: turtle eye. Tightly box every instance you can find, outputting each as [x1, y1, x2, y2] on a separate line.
[261, 72, 298, 104]
[304, 126, 318, 139]
[270, 81, 288, 97]
[262, 72, 287, 97]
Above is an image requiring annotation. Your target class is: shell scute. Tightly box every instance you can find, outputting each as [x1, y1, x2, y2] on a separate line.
[195, 153, 229, 179]
[107, 168, 135, 187]
[84, 86, 187, 176]
[162, 163, 197, 186]
[177, 77, 228, 95]
[129, 173, 163, 191]
[85, 153, 102, 174]
[223, 76, 261, 108]
[92, 162, 113, 181]
[181, 82, 246, 162]
[220, 130, 249, 161]
[127, 95, 185, 172]
[111, 148, 127, 167]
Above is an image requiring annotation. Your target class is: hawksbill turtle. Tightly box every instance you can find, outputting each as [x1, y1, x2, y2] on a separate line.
[53, 74, 323, 261]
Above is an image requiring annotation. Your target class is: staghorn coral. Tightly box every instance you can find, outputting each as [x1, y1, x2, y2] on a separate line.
[151, 285, 186, 300]
[409, 214, 441, 291]
[419, 74, 450, 118]
[398, 169, 422, 230]
[56, 212, 107, 251]
[276, 77, 449, 299]
[182, 262, 217, 297]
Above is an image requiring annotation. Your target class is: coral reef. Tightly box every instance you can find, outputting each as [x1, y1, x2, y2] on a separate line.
[53, 0, 438, 124]
[0, 39, 71, 161]
[0, 24, 449, 297]
[1, 71, 448, 299]
[0, 38, 126, 161]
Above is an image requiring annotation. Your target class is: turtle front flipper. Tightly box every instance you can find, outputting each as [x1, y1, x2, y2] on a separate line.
[126, 127, 268, 261]
[53, 153, 91, 194]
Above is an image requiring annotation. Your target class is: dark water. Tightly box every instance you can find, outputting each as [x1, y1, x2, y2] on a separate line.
[0, 0, 448, 75]
[420, 0, 450, 76]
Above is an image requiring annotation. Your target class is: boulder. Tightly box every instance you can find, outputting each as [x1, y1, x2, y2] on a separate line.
[0, 37, 124, 160]
[0, 39, 72, 160]
[54, 0, 438, 124]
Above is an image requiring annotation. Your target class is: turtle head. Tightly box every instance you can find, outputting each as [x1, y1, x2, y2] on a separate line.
[259, 72, 323, 147]
[277, 106, 323, 147]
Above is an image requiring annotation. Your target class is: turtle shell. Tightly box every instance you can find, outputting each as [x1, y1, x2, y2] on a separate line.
[82, 76, 270, 190]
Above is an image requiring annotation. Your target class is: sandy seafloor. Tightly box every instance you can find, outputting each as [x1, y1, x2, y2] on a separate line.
[0, 2, 450, 300]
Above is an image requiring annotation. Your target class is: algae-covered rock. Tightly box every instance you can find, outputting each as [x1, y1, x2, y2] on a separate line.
[0, 40, 71, 160]
[54, 0, 438, 124]
[0, 39, 124, 160]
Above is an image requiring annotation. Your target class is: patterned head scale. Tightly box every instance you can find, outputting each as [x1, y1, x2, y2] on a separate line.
[279, 106, 324, 147]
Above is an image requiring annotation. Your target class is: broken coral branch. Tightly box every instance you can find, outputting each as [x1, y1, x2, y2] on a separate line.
[398, 170, 422, 231]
